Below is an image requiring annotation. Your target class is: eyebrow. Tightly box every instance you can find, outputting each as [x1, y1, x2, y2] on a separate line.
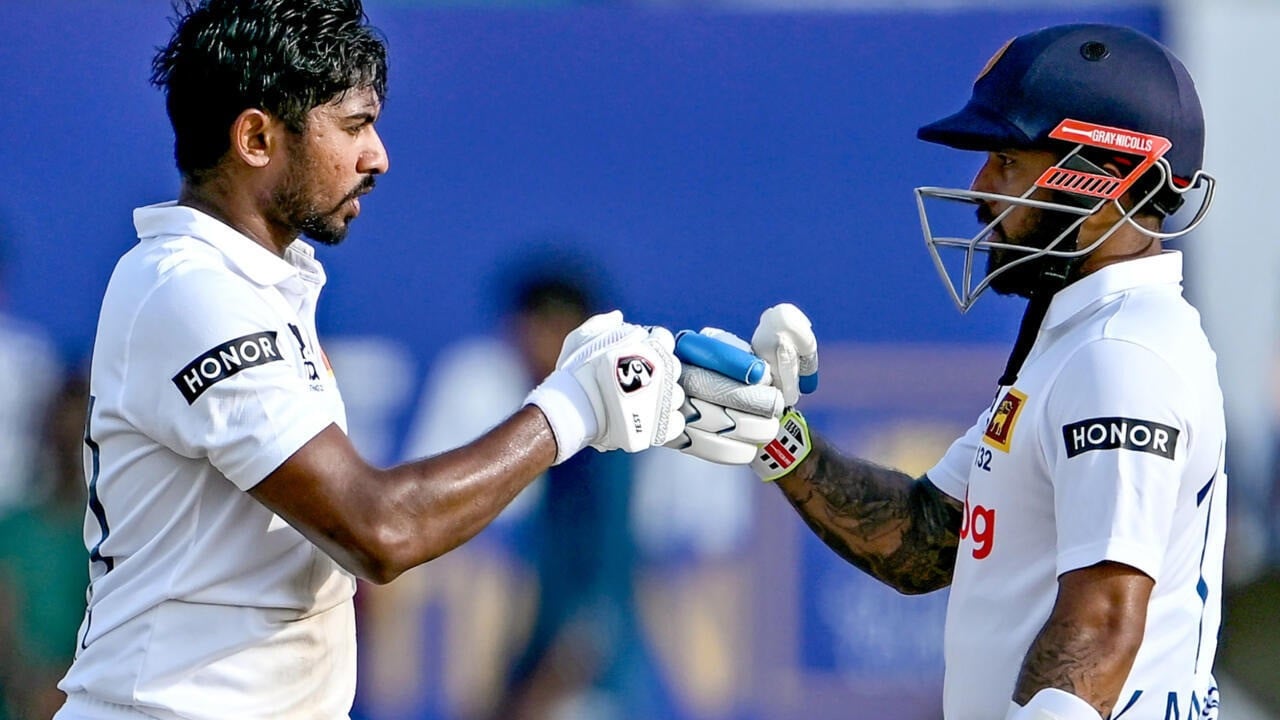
[344, 112, 378, 126]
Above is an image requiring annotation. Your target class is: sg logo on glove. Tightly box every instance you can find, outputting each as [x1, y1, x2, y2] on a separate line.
[615, 356, 654, 393]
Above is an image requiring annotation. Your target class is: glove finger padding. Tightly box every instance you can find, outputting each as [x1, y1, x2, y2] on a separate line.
[665, 365, 784, 466]
[665, 395, 783, 463]
[667, 427, 758, 466]
[679, 365, 783, 418]
[752, 303, 818, 406]
[558, 310, 630, 366]
[679, 396, 780, 441]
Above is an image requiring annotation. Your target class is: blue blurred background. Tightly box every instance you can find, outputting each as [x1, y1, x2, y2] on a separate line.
[1, 1, 1278, 719]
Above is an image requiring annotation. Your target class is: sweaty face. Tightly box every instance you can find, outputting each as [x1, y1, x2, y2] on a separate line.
[270, 87, 387, 246]
[971, 149, 1080, 298]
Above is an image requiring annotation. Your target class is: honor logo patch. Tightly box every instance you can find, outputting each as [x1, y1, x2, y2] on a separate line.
[1061, 416, 1179, 460]
[172, 331, 283, 404]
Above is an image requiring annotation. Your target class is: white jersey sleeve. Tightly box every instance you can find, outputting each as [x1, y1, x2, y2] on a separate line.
[926, 413, 988, 502]
[122, 265, 335, 490]
[1043, 338, 1190, 580]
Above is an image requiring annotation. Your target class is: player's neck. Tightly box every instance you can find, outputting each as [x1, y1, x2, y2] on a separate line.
[179, 181, 297, 258]
[1078, 230, 1162, 276]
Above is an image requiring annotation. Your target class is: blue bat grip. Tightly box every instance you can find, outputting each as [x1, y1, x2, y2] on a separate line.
[799, 373, 819, 394]
[674, 331, 767, 385]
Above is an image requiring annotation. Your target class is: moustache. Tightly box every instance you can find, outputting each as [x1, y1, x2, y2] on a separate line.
[344, 176, 377, 204]
[975, 205, 1006, 243]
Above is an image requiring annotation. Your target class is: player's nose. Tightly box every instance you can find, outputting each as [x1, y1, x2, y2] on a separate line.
[970, 155, 1000, 194]
[359, 128, 389, 176]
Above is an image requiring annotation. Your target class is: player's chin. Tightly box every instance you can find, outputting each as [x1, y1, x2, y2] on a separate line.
[300, 216, 352, 247]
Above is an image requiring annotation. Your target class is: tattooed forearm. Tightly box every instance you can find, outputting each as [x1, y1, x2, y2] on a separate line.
[1013, 563, 1151, 717]
[1013, 616, 1142, 719]
[775, 436, 962, 594]
[1014, 617, 1108, 713]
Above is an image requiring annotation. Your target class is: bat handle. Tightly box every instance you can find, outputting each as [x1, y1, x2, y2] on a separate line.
[674, 330, 767, 385]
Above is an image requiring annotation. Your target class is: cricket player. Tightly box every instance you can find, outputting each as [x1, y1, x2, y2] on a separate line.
[52, 1, 779, 718]
[699, 23, 1226, 720]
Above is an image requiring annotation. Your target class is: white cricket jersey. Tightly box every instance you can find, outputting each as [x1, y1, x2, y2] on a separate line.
[58, 202, 356, 719]
[927, 252, 1224, 720]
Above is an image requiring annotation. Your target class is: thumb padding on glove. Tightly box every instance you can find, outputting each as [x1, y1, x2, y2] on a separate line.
[752, 303, 818, 406]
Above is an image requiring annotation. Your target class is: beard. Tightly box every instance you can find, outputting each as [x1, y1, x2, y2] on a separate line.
[980, 201, 1082, 299]
[271, 143, 376, 247]
[296, 209, 351, 247]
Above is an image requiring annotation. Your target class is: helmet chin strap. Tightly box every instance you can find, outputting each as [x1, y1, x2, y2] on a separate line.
[1024, 253, 1085, 295]
[1031, 242, 1088, 294]
[997, 292, 1053, 387]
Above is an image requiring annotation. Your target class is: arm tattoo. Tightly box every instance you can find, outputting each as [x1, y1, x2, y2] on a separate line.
[776, 436, 962, 594]
[1014, 617, 1118, 718]
[1013, 565, 1151, 717]
[1015, 617, 1096, 708]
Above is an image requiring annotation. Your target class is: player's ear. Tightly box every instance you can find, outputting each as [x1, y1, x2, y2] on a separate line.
[1099, 160, 1124, 181]
[1101, 159, 1167, 222]
[1075, 160, 1128, 244]
[230, 109, 280, 169]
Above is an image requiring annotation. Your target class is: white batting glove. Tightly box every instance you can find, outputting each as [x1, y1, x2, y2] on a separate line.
[665, 329, 784, 465]
[751, 303, 819, 407]
[526, 310, 686, 465]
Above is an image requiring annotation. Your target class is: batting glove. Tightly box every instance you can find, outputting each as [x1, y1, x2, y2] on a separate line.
[526, 310, 686, 465]
[751, 303, 818, 407]
[665, 328, 784, 465]
[748, 304, 818, 481]
[750, 409, 813, 481]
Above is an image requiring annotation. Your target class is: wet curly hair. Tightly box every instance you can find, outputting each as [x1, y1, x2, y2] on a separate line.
[151, 0, 387, 183]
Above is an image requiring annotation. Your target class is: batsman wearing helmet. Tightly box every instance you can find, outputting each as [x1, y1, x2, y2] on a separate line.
[694, 23, 1225, 720]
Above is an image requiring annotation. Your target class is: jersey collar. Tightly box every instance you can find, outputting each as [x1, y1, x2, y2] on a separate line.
[1043, 251, 1184, 329]
[133, 202, 326, 289]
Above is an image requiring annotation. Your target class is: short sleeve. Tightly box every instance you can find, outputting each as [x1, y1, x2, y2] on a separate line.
[926, 412, 988, 502]
[1044, 338, 1189, 580]
[119, 266, 335, 490]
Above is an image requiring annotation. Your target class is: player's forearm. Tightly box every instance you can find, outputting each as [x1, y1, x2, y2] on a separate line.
[370, 405, 556, 576]
[775, 436, 961, 594]
[1012, 563, 1150, 717]
[1013, 620, 1140, 718]
[259, 409, 556, 584]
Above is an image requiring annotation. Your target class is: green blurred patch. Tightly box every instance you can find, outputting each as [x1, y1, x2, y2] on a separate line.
[1221, 571, 1280, 712]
